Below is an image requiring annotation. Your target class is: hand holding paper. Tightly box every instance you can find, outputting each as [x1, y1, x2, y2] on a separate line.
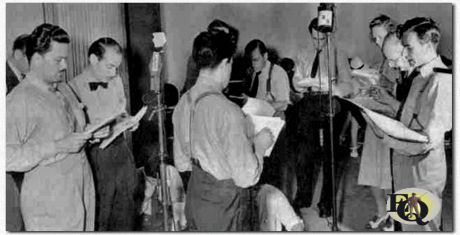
[99, 106, 148, 149]
[254, 127, 275, 157]
[248, 114, 285, 156]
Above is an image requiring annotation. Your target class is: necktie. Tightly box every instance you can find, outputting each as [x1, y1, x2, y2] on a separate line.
[89, 82, 108, 91]
[310, 49, 322, 78]
[249, 71, 261, 98]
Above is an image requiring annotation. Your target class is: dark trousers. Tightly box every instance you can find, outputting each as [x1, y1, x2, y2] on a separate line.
[6, 173, 24, 231]
[88, 136, 139, 231]
[185, 161, 249, 231]
[292, 94, 348, 210]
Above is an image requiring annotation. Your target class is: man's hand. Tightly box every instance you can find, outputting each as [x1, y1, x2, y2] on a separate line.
[92, 126, 111, 139]
[55, 132, 92, 154]
[370, 86, 396, 105]
[253, 127, 275, 156]
[128, 120, 140, 132]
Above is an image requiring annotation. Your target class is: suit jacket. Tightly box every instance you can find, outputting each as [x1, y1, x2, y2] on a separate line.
[6, 62, 20, 95]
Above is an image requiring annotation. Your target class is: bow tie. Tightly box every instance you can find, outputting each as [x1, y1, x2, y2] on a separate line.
[89, 82, 108, 91]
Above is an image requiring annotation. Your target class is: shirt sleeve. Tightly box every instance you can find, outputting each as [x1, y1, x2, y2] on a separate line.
[216, 102, 264, 188]
[172, 99, 192, 172]
[423, 74, 452, 148]
[6, 95, 57, 172]
[115, 75, 128, 115]
[335, 49, 354, 97]
[272, 66, 290, 103]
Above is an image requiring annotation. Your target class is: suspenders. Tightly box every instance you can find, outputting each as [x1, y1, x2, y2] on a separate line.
[265, 62, 275, 101]
[187, 91, 222, 166]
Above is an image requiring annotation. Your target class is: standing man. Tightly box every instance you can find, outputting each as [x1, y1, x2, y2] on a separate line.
[368, 17, 452, 231]
[5, 33, 29, 232]
[6, 34, 29, 94]
[243, 39, 294, 201]
[69, 37, 140, 231]
[291, 17, 354, 217]
[6, 23, 95, 231]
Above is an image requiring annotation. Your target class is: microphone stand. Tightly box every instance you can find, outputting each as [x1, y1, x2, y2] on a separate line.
[148, 49, 171, 231]
[325, 31, 338, 231]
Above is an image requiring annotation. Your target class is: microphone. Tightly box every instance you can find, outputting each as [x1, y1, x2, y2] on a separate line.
[317, 3, 335, 33]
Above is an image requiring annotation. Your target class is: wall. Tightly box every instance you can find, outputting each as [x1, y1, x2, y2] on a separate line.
[161, 3, 453, 90]
[5, 3, 45, 56]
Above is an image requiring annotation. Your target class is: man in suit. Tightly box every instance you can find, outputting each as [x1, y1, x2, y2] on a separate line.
[6, 34, 29, 94]
[6, 33, 29, 231]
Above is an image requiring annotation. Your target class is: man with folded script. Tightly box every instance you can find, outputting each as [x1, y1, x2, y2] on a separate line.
[69, 37, 140, 231]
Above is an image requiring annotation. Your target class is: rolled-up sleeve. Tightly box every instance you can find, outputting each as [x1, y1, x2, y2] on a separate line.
[172, 100, 192, 172]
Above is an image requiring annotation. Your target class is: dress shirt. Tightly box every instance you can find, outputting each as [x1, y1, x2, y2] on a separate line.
[69, 68, 127, 124]
[173, 81, 263, 188]
[292, 44, 353, 94]
[251, 61, 290, 104]
[6, 76, 94, 230]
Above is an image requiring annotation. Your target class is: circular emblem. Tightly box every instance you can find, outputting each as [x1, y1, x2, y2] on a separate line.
[386, 188, 441, 225]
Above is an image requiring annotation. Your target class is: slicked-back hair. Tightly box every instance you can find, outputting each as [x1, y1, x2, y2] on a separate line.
[397, 17, 440, 46]
[244, 39, 267, 58]
[369, 14, 396, 33]
[192, 30, 237, 70]
[12, 34, 29, 54]
[26, 23, 70, 62]
[88, 37, 122, 60]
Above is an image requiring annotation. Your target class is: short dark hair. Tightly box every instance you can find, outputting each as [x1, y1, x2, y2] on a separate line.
[192, 30, 237, 70]
[207, 19, 239, 49]
[88, 37, 122, 60]
[12, 34, 29, 54]
[26, 23, 70, 62]
[397, 17, 440, 46]
[369, 14, 396, 33]
[244, 39, 267, 58]
[308, 18, 319, 35]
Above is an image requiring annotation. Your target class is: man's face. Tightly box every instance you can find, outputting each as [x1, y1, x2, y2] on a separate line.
[311, 28, 326, 50]
[383, 40, 411, 71]
[250, 48, 267, 73]
[371, 25, 388, 49]
[36, 41, 68, 83]
[93, 47, 123, 80]
[403, 31, 431, 67]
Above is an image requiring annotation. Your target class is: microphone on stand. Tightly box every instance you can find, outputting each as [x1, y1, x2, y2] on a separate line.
[317, 3, 338, 231]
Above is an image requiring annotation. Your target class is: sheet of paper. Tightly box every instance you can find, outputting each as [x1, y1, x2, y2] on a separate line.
[348, 97, 395, 116]
[83, 112, 120, 135]
[99, 106, 148, 149]
[342, 98, 428, 143]
[248, 114, 285, 156]
[242, 98, 275, 117]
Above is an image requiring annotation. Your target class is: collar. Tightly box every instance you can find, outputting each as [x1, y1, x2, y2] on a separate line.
[7, 60, 23, 81]
[27, 74, 59, 93]
[419, 56, 444, 78]
[257, 60, 272, 78]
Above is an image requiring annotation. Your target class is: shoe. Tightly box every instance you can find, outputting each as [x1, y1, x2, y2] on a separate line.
[365, 214, 390, 230]
[382, 217, 394, 231]
[350, 147, 359, 158]
[318, 204, 332, 218]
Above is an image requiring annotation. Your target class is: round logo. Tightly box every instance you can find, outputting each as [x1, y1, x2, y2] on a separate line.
[386, 188, 441, 225]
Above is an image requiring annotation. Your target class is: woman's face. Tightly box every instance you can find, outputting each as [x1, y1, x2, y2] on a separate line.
[371, 25, 389, 49]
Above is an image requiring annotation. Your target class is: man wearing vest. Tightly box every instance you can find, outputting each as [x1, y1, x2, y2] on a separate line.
[291, 17, 355, 217]
[243, 39, 294, 202]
